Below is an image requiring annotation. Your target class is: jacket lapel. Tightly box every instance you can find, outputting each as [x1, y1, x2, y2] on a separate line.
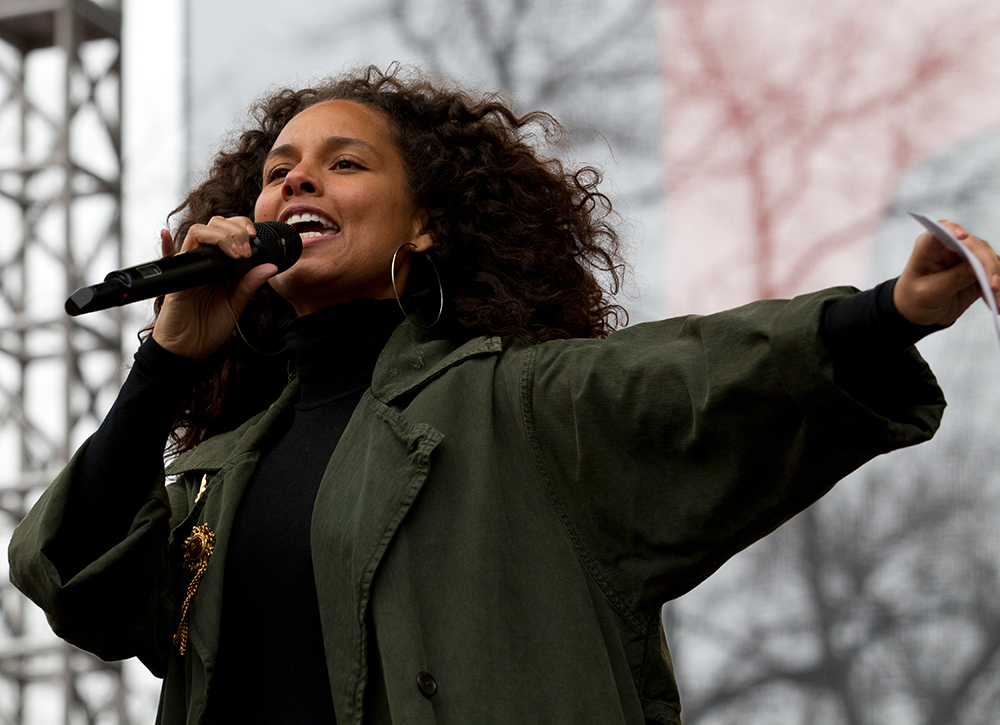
[310, 324, 501, 722]
[164, 380, 300, 670]
[310, 390, 443, 722]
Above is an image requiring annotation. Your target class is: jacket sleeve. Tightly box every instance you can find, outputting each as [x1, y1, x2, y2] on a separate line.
[7, 340, 199, 677]
[7, 440, 186, 677]
[520, 287, 945, 614]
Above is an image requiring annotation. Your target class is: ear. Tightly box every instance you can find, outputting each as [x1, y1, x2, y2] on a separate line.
[409, 208, 435, 253]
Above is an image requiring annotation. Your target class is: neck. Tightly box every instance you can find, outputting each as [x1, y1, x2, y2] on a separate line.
[284, 298, 403, 406]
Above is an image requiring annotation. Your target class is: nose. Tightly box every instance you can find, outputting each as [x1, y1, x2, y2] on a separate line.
[281, 163, 320, 199]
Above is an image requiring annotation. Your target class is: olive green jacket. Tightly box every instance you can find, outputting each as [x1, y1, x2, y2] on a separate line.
[9, 288, 944, 725]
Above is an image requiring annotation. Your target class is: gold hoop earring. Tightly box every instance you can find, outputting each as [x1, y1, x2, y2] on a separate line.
[391, 242, 444, 329]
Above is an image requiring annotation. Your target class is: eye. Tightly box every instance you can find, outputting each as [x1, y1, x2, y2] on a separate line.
[265, 165, 289, 183]
[333, 157, 363, 171]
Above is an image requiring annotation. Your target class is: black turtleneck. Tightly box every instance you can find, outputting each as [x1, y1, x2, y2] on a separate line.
[205, 299, 402, 723]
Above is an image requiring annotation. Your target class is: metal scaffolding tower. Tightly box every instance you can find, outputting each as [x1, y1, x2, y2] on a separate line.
[0, 1, 128, 723]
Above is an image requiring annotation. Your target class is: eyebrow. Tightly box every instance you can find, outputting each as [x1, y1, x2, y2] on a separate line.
[264, 136, 384, 164]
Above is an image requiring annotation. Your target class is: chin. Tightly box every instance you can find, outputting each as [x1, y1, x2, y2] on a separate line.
[270, 260, 333, 295]
[268, 271, 353, 315]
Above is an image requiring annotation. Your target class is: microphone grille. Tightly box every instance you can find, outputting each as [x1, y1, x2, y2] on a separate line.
[253, 222, 303, 272]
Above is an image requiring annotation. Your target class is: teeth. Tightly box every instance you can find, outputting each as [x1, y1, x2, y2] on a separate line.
[284, 212, 340, 232]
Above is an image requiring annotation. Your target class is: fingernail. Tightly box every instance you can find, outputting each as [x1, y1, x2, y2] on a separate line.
[246, 224, 256, 236]
[231, 242, 241, 256]
[956, 228, 969, 239]
[243, 242, 252, 257]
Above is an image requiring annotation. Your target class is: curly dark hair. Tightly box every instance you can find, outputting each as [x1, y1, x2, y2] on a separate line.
[155, 64, 627, 452]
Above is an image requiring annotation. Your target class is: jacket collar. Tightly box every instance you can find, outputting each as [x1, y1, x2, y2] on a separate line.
[166, 321, 502, 473]
[165, 378, 301, 475]
[369, 321, 503, 403]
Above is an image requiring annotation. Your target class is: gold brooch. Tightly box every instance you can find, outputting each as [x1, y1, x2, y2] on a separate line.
[173, 524, 215, 655]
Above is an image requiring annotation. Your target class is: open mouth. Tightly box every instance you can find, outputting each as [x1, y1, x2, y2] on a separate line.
[285, 212, 341, 240]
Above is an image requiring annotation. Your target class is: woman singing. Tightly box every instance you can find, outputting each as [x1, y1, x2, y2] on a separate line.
[9, 65, 999, 725]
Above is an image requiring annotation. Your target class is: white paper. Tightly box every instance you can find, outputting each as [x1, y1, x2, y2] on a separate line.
[909, 212, 1000, 350]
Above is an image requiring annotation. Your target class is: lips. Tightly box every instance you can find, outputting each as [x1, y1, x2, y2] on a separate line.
[282, 210, 341, 240]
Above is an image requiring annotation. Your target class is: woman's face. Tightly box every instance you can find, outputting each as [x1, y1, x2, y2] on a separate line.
[254, 99, 432, 316]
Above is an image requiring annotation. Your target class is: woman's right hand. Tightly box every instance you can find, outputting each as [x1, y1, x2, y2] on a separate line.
[151, 216, 279, 359]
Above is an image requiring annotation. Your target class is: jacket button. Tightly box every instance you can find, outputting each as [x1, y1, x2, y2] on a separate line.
[416, 671, 438, 698]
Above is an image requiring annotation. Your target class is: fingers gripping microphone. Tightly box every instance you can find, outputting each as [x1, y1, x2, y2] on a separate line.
[65, 222, 302, 316]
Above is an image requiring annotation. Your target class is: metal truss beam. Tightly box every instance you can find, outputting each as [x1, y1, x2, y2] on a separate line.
[0, 2, 128, 723]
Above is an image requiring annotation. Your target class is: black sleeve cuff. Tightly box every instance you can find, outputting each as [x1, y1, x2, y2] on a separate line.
[821, 278, 949, 356]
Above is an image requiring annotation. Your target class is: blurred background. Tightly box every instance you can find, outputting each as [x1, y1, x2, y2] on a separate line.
[1, 0, 999, 722]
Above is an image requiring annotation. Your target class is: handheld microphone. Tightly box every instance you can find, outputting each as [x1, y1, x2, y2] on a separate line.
[65, 222, 302, 316]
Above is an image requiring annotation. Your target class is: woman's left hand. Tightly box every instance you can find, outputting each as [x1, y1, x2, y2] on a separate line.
[893, 220, 1000, 327]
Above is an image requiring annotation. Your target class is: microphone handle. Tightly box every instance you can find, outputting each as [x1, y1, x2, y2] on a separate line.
[65, 221, 300, 316]
[67, 244, 259, 317]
